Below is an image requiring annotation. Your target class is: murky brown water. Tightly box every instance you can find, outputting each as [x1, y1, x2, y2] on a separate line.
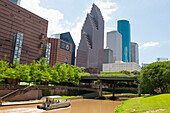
[0, 99, 122, 113]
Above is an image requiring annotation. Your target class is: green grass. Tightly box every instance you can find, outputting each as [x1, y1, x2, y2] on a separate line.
[57, 96, 81, 99]
[100, 72, 123, 74]
[103, 93, 149, 97]
[115, 93, 170, 113]
[98, 74, 135, 77]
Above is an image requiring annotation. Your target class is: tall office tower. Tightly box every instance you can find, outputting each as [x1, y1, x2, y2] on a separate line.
[131, 42, 139, 64]
[9, 0, 21, 5]
[104, 48, 113, 64]
[51, 32, 76, 65]
[76, 4, 104, 73]
[107, 31, 122, 62]
[117, 20, 131, 62]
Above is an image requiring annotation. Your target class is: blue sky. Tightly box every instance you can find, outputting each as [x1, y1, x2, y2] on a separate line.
[20, 0, 170, 65]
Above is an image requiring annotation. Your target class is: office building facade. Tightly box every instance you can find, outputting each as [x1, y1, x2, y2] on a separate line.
[0, 0, 48, 64]
[104, 48, 113, 64]
[107, 31, 122, 62]
[131, 42, 139, 64]
[9, 0, 21, 5]
[76, 4, 104, 73]
[51, 32, 75, 65]
[47, 38, 72, 66]
[117, 20, 131, 62]
[103, 61, 141, 72]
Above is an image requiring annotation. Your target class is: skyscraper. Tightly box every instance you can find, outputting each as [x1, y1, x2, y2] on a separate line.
[117, 20, 131, 62]
[104, 48, 113, 64]
[131, 42, 139, 64]
[51, 32, 76, 65]
[107, 31, 122, 62]
[76, 4, 104, 73]
[9, 0, 21, 5]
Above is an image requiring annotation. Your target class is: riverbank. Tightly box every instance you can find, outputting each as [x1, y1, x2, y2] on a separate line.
[115, 93, 170, 113]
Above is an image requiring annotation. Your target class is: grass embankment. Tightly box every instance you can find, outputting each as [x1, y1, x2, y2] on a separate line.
[115, 93, 170, 113]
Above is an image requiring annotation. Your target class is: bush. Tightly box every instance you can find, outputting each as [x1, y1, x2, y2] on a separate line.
[120, 70, 131, 74]
[100, 72, 123, 74]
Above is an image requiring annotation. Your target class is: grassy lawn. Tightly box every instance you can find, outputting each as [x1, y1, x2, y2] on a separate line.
[98, 74, 135, 77]
[57, 96, 81, 99]
[103, 93, 149, 97]
[115, 93, 170, 113]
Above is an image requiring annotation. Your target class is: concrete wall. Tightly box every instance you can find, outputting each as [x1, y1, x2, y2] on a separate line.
[0, 85, 67, 101]
[103, 61, 141, 72]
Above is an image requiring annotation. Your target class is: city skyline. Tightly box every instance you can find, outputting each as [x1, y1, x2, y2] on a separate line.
[20, 0, 170, 65]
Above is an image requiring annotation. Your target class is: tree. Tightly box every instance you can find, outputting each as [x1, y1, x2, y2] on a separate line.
[37, 58, 51, 82]
[79, 67, 86, 73]
[0, 60, 9, 81]
[60, 64, 68, 83]
[67, 65, 75, 83]
[73, 67, 81, 84]
[140, 61, 170, 94]
[16, 64, 30, 81]
[29, 60, 39, 82]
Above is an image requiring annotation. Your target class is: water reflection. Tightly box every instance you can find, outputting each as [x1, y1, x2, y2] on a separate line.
[0, 99, 121, 113]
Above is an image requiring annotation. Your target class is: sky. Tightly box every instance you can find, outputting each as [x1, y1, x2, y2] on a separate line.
[20, 0, 170, 65]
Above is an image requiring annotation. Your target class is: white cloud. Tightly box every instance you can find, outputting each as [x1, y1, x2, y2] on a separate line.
[21, 0, 67, 34]
[94, 0, 118, 24]
[20, 0, 118, 52]
[140, 42, 159, 49]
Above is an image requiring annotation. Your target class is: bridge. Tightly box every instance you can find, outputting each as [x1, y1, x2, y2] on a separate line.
[80, 75, 138, 97]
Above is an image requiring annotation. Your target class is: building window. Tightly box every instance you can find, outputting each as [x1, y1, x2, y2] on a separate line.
[45, 43, 51, 64]
[13, 32, 23, 63]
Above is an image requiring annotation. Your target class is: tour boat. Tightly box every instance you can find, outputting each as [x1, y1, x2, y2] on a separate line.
[37, 96, 71, 110]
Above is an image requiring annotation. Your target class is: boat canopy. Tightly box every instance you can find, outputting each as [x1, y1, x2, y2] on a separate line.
[42, 96, 62, 99]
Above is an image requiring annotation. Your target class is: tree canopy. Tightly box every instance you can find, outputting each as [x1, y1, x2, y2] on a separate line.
[139, 61, 170, 94]
[0, 58, 81, 85]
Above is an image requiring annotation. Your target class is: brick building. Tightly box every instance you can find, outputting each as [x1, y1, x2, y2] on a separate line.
[0, 0, 48, 64]
[47, 38, 72, 66]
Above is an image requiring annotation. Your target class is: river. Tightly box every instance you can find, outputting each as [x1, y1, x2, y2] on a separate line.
[0, 99, 122, 113]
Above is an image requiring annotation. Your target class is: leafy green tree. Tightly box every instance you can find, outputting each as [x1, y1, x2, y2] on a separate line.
[60, 64, 68, 83]
[73, 67, 81, 83]
[16, 64, 30, 81]
[37, 58, 51, 82]
[29, 60, 39, 82]
[5, 68, 16, 79]
[140, 61, 170, 94]
[67, 65, 75, 83]
[0, 60, 9, 81]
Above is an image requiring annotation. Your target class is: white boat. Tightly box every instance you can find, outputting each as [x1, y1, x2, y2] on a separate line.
[37, 96, 71, 110]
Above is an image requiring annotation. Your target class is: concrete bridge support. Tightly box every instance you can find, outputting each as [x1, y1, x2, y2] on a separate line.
[112, 81, 116, 97]
[99, 80, 103, 96]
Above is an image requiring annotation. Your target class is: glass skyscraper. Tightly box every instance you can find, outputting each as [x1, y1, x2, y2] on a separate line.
[117, 20, 131, 62]
[9, 0, 21, 5]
